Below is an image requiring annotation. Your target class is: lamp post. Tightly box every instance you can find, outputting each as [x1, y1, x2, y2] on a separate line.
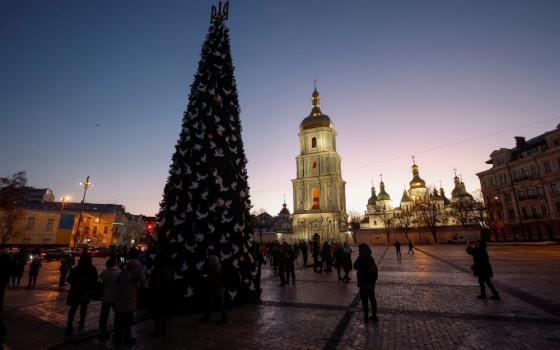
[72, 176, 93, 249]
[60, 196, 70, 215]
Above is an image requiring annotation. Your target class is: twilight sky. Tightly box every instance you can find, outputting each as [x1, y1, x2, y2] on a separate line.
[1, 0, 559, 216]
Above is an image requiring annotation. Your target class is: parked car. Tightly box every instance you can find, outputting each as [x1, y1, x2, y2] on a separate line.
[41, 248, 69, 261]
[448, 237, 469, 244]
[448, 233, 477, 244]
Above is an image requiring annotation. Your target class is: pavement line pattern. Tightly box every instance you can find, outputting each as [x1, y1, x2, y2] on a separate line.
[324, 246, 389, 350]
[416, 247, 560, 319]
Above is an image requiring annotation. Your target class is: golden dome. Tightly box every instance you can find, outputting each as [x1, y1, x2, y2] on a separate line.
[300, 87, 333, 131]
[409, 163, 426, 189]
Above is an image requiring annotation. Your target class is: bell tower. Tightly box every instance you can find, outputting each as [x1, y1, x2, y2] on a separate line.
[291, 87, 348, 242]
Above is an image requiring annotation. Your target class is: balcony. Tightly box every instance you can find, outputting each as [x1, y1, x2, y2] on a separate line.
[518, 193, 546, 201]
[513, 174, 539, 183]
[522, 213, 545, 221]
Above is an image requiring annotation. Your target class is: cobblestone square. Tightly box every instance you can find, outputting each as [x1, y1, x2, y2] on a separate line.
[4, 244, 560, 349]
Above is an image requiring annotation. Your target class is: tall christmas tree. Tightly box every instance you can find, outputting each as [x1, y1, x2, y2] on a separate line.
[156, 1, 257, 306]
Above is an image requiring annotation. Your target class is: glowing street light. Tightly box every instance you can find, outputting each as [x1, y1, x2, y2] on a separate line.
[72, 176, 93, 249]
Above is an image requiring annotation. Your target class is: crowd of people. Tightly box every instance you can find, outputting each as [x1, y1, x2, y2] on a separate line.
[261, 239, 355, 285]
[0, 245, 169, 346]
[0, 237, 500, 347]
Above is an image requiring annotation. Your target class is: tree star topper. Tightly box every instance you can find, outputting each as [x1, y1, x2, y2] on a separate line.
[211, 1, 229, 23]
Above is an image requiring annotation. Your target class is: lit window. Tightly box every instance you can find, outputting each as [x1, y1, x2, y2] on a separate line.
[312, 187, 320, 209]
[26, 217, 35, 230]
[46, 218, 54, 231]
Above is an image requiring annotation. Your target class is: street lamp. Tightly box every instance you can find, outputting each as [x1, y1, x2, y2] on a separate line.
[72, 176, 93, 249]
[60, 196, 71, 216]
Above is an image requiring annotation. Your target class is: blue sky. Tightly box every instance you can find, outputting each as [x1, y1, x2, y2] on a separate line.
[1, 0, 559, 215]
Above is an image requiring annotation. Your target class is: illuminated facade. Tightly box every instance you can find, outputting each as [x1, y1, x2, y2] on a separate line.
[292, 87, 348, 242]
[477, 124, 560, 241]
[362, 161, 468, 230]
[8, 201, 125, 246]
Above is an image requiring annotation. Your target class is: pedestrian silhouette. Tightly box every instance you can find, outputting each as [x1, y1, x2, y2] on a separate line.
[27, 255, 42, 288]
[98, 257, 120, 341]
[466, 241, 500, 300]
[199, 255, 227, 324]
[394, 240, 402, 260]
[354, 244, 379, 323]
[66, 253, 98, 334]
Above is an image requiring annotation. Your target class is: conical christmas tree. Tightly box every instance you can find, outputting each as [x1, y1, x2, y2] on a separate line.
[156, 2, 257, 306]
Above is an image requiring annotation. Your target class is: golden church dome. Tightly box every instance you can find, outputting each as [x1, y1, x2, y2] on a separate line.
[300, 87, 334, 131]
[409, 163, 426, 189]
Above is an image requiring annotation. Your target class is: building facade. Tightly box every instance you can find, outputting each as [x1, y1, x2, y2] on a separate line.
[292, 87, 348, 242]
[362, 161, 473, 231]
[4, 198, 127, 247]
[477, 124, 560, 241]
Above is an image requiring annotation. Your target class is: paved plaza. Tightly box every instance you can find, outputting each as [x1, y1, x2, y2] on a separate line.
[3, 244, 560, 349]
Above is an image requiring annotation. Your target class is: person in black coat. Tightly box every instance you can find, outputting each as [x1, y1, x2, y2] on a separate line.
[66, 253, 99, 334]
[301, 241, 309, 267]
[466, 241, 500, 300]
[354, 244, 379, 323]
[284, 243, 296, 285]
[11, 250, 26, 287]
[0, 250, 11, 350]
[148, 255, 171, 338]
[320, 242, 332, 272]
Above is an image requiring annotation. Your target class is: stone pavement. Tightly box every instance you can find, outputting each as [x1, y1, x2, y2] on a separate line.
[3, 245, 560, 349]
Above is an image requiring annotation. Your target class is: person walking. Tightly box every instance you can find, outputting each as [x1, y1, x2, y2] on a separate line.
[11, 250, 25, 287]
[114, 258, 145, 345]
[27, 256, 42, 288]
[0, 249, 12, 350]
[334, 243, 344, 280]
[407, 240, 414, 255]
[147, 255, 171, 338]
[285, 243, 296, 285]
[59, 254, 74, 288]
[277, 244, 288, 286]
[301, 241, 309, 267]
[98, 257, 120, 341]
[321, 242, 332, 272]
[342, 243, 352, 283]
[312, 236, 321, 272]
[467, 241, 500, 300]
[394, 240, 402, 260]
[0, 250, 12, 306]
[354, 243, 379, 323]
[66, 253, 98, 334]
[254, 243, 265, 294]
[199, 255, 227, 324]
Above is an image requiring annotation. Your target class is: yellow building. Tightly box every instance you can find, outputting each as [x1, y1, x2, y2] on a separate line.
[9, 202, 125, 247]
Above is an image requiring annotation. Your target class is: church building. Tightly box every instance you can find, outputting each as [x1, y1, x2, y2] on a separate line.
[291, 87, 348, 242]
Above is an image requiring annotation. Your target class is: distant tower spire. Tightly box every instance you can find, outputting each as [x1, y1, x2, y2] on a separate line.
[311, 80, 321, 114]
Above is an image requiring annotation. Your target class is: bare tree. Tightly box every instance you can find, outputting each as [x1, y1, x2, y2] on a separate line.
[452, 190, 493, 239]
[0, 172, 27, 245]
[347, 209, 361, 244]
[416, 188, 446, 243]
[373, 204, 393, 244]
[395, 207, 414, 242]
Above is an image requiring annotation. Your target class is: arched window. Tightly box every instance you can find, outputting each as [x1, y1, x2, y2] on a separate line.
[312, 187, 320, 209]
[311, 137, 317, 148]
[312, 162, 317, 169]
